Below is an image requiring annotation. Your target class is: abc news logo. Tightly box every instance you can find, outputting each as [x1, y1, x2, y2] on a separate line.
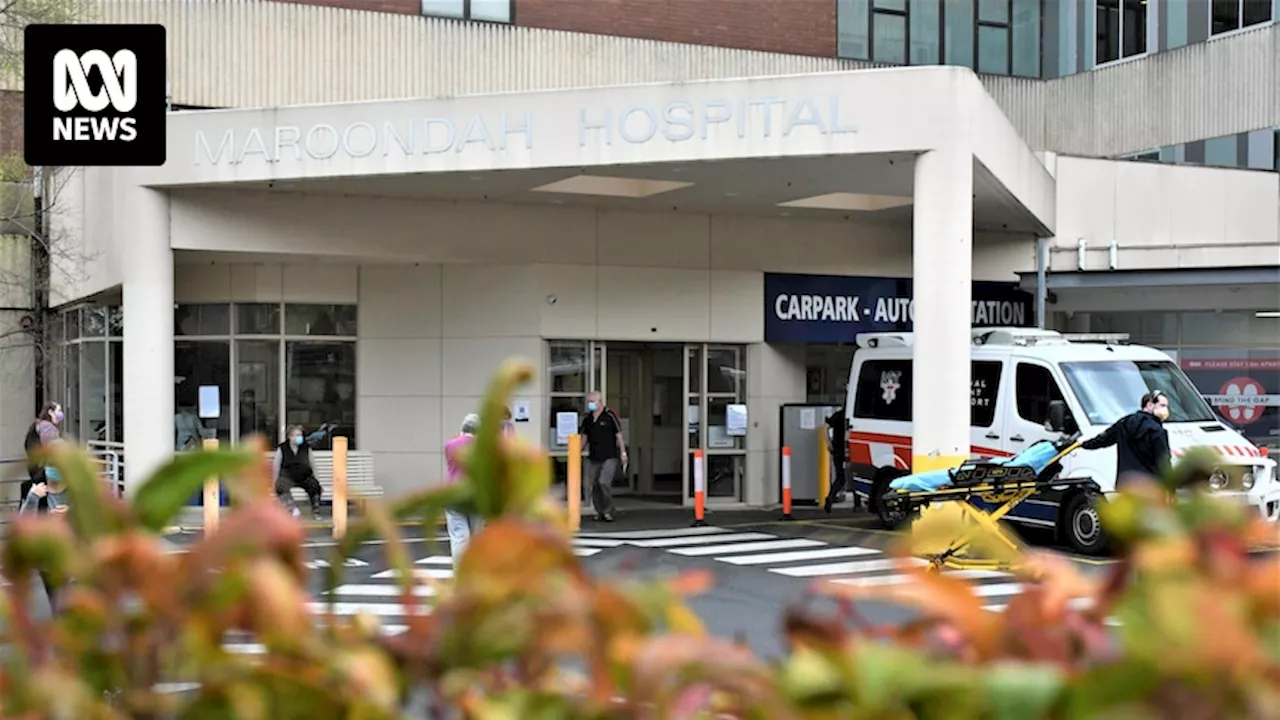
[53, 49, 139, 143]
[24, 24, 166, 167]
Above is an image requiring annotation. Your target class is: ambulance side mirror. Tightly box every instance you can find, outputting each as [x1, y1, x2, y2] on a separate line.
[1047, 400, 1068, 433]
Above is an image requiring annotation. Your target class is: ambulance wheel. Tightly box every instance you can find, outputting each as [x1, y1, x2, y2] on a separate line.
[1062, 491, 1109, 556]
[870, 468, 910, 530]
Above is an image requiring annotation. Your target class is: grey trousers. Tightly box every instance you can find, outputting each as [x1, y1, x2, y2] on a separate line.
[584, 458, 618, 516]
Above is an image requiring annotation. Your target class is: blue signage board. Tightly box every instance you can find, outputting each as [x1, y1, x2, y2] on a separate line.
[765, 272, 1034, 343]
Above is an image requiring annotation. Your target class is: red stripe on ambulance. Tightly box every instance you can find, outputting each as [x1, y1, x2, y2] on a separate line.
[847, 430, 1014, 474]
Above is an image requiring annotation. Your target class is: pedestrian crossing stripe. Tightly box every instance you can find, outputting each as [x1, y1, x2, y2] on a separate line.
[575, 525, 1118, 625]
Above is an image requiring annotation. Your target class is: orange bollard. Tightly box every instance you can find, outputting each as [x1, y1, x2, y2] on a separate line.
[817, 425, 830, 504]
[332, 436, 348, 539]
[692, 449, 707, 527]
[202, 438, 220, 533]
[567, 434, 583, 533]
[781, 446, 793, 520]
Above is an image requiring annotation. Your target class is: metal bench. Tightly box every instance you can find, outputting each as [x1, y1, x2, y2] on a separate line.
[270, 450, 385, 509]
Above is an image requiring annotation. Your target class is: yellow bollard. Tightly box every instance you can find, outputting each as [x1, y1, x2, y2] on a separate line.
[817, 425, 830, 504]
[202, 438, 220, 533]
[332, 436, 348, 539]
[567, 434, 582, 533]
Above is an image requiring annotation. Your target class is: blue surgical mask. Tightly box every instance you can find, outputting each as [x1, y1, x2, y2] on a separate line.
[45, 466, 60, 482]
[587, 402, 598, 412]
[293, 436, 304, 446]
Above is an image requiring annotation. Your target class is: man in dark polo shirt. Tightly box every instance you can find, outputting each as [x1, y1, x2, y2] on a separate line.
[579, 390, 627, 522]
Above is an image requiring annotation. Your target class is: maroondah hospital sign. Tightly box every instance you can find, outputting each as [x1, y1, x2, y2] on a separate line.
[192, 95, 857, 166]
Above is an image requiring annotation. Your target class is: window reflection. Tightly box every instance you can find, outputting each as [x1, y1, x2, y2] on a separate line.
[174, 341, 231, 447]
[237, 340, 280, 443]
[284, 304, 357, 336]
[285, 341, 356, 450]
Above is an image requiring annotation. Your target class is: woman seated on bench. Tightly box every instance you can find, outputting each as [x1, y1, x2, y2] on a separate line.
[273, 424, 324, 519]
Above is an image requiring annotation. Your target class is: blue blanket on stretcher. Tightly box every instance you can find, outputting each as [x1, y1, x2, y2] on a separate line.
[889, 441, 1062, 493]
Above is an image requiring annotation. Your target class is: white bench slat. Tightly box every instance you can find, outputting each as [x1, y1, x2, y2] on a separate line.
[266, 450, 384, 500]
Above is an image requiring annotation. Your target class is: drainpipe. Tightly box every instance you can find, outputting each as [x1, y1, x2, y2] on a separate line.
[1035, 237, 1048, 329]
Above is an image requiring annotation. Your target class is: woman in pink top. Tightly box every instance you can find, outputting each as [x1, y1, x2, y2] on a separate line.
[444, 413, 484, 565]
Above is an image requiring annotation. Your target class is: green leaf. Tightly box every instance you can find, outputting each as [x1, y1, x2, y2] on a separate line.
[130, 450, 257, 532]
[982, 662, 1066, 720]
[42, 447, 118, 540]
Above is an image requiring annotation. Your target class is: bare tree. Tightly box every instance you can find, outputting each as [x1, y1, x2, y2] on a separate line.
[0, 0, 90, 415]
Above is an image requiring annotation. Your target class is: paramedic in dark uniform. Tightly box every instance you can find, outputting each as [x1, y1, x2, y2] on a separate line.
[1081, 390, 1172, 485]
[823, 407, 849, 513]
[579, 390, 626, 523]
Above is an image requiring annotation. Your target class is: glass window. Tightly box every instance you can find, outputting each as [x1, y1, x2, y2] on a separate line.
[1096, 0, 1148, 65]
[285, 341, 356, 450]
[284, 304, 357, 336]
[174, 341, 232, 447]
[1203, 135, 1238, 168]
[872, 10, 908, 64]
[706, 347, 743, 396]
[1014, 363, 1067, 426]
[109, 341, 123, 444]
[977, 24, 1010, 74]
[945, 0, 976, 67]
[470, 0, 511, 22]
[80, 306, 106, 338]
[1183, 311, 1280, 346]
[971, 360, 1003, 427]
[838, 0, 872, 59]
[1088, 311, 1179, 346]
[1212, 0, 1271, 35]
[236, 303, 281, 335]
[549, 341, 588, 394]
[548, 396, 584, 451]
[853, 359, 912, 421]
[979, 0, 1009, 24]
[237, 340, 281, 444]
[687, 345, 701, 395]
[64, 308, 80, 341]
[65, 343, 80, 440]
[175, 304, 230, 336]
[699, 453, 743, 500]
[421, 0, 511, 22]
[1011, 0, 1040, 77]
[805, 344, 857, 405]
[706, 397, 744, 451]
[909, 0, 941, 64]
[1061, 360, 1216, 426]
[107, 305, 123, 337]
[82, 341, 107, 442]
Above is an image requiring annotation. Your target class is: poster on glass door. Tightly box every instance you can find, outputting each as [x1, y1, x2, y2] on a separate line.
[1181, 357, 1280, 448]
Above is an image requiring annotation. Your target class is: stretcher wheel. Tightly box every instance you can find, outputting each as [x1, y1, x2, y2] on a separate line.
[870, 467, 911, 529]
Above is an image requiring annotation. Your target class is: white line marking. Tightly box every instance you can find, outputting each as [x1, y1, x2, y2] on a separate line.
[771, 557, 928, 577]
[574, 547, 602, 557]
[307, 602, 428, 617]
[718, 546, 882, 565]
[415, 556, 453, 566]
[967, 582, 1025, 598]
[330, 584, 435, 598]
[629, 532, 777, 548]
[372, 568, 453, 580]
[577, 526, 731, 540]
[670, 538, 825, 556]
[572, 537, 628, 547]
[832, 569, 1009, 587]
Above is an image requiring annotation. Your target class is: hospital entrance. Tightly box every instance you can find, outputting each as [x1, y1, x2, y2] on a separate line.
[548, 341, 748, 506]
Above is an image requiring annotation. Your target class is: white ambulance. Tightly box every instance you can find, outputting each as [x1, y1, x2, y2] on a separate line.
[843, 327, 1279, 554]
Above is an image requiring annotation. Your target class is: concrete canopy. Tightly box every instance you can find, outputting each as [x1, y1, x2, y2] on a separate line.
[136, 66, 1055, 235]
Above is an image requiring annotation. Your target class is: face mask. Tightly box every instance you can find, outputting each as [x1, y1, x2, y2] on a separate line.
[587, 402, 598, 412]
[293, 436, 304, 446]
[1153, 406, 1170, 422]
[52, 410, 63, 424]
[45, 466, 60, 482]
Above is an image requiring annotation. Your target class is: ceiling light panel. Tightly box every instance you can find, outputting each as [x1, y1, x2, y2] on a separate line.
[531, 175, 694, 198]
[778, 192, 914, 211]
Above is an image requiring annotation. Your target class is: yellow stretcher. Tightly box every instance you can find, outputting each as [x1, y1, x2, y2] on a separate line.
[881, 437, 1090, 577]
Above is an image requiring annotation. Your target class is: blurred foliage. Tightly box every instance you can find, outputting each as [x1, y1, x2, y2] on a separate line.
[1, 360, 1277, 719]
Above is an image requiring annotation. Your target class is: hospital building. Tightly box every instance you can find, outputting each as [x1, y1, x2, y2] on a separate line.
[3, 0, 1278, 508]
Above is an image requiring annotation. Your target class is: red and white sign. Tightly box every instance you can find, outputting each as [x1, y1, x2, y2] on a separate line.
[1203, 376, 1280, 425]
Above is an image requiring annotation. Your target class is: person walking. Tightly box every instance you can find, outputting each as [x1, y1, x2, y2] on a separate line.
[1081, 389, 1172, 485]
[579, 391, 626, 523]
[23, 402, 64, 515]
[272, 425, 324, 518]
[444, 413, 485, 565]
[823, 406, 848, 513]
[20, 438, 70, 614]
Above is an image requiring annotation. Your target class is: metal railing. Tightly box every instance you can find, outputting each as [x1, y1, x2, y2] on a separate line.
[0, 444, 125, 524]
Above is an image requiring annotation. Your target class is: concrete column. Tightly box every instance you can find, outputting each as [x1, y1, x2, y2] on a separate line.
[122, 184, 173, 493]
[911, 147, 973, 473]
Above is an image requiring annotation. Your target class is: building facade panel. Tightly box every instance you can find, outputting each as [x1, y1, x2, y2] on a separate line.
[516, 0, 836, 58]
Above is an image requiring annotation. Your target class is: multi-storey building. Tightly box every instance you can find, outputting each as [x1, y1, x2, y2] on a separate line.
[6, 0, 1277, 508]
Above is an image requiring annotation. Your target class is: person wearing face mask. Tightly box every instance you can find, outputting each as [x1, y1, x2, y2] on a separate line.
[272, 425, 324, 518]
[22, 401, 64, 515]
[1081, 390, 1173, 486]
[578, 391, 625, 523]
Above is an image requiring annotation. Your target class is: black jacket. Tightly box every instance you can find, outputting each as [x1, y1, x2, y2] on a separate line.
[1081, 410, 1171, 483]
[277, 441, 315, 482]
